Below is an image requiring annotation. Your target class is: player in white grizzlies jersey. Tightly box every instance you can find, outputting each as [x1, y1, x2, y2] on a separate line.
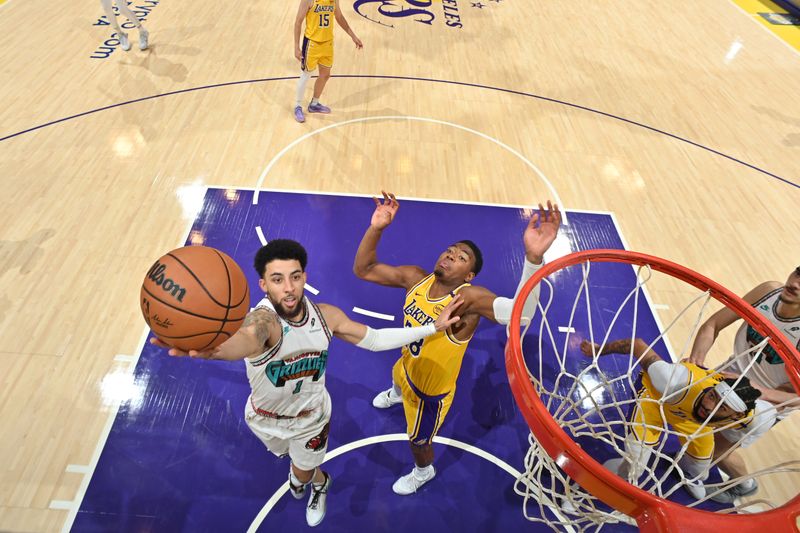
[689, 265, 800, 503]
[152, 239, 462, 527]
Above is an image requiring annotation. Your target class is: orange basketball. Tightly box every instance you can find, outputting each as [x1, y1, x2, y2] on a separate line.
[140, 245, 250, 352]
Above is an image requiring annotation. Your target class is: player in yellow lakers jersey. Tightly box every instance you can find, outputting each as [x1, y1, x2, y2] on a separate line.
[580, 337, 773, 500]
[292, 0, 363, 123]
[353, 191, 562, 495]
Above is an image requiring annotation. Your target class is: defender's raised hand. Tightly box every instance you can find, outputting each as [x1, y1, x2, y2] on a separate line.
[523, 201, 562, 264]
[371, 190, 400, 230]
[433, 294, 464, 331]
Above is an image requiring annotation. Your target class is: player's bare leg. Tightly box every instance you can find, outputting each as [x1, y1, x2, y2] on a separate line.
[308, 65, 331, 113]
[393, 442, 436, 495]
[711, 435, 758, 503]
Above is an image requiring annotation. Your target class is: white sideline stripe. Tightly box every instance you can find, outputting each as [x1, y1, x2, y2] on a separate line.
[49, 500, 76, 511]
[251, 115, 566, 224]
[305, 283, 319, 295]
[246, 434, 532, 533]
[60, 212, 201, 533]
[558, 326, 576, 333]
[221, 185, 612, 217]
[113, 354, 135, 362]
[352, 307, 395, 321]
[652, 303, 670, 310]
[65, 464, 90, 474]
[255, 226, 268, 246]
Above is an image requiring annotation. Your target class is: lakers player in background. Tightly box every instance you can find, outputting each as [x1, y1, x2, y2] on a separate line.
[580, 337, 794, 502]
[293, 0, 363, 123]
[151, 240, 462, 526]
[353, 192, 561, 495]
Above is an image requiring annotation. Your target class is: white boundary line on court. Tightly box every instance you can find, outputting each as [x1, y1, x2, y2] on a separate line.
[246, 433, 574, 532]
[250, 115, 566, 224]
[255, 225, 268, 245]
[728, 0, 800, 58]
[59, 207, 203, 533]
[352, 307, 395, 321]
[222, 184, 609, 217]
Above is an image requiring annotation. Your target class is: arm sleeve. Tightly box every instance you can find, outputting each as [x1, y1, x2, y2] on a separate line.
[647, 361, 690, 398]
[492, 258, 543, 326]
[355, 324, 437, 352]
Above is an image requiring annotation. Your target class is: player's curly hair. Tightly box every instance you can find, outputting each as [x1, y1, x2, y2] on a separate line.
[725, 376, 762, 413]
[457, 239, 483, 275]
[254, 239, 308, 277]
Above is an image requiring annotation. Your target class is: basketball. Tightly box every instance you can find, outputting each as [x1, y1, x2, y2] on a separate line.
[140, 245, 251, 352]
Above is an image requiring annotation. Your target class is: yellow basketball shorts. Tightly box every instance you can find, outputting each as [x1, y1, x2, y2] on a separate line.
[631, 388, 714, 461]
[392, 358, 454, 445]
[301, 37, 333, 72]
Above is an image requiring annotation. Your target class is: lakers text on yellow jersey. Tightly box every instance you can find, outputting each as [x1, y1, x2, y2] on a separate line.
[305, 0, 335, 43]
[399, 274, 472, 397]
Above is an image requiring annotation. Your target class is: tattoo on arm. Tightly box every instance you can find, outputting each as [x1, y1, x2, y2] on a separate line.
[243, 309, 277, 348]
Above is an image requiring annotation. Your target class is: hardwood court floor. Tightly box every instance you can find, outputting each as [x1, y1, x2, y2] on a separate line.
[0, 0, 798, 531]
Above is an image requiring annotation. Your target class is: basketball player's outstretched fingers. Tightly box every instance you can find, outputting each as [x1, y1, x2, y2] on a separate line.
[150, 337, 170, 349]
[435, 295, 464, 330]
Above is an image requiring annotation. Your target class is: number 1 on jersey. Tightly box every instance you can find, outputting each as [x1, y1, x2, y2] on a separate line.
[292, 380, 303, 394]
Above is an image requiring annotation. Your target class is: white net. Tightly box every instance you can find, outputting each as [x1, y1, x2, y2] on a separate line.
[512, 259, 800, 532]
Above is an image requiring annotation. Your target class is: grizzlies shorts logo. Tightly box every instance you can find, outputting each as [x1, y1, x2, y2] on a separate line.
[305, 422, 330, 451]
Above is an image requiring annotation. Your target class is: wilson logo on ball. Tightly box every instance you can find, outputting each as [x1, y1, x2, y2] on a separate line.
[147, 261, 188, 302]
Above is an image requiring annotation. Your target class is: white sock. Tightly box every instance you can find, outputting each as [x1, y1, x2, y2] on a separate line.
[114, 0, 142, 28]
[289, 470, 306, 488]
[389, 384, 401, 398]
[413, 465, 433, 479]
[100, 0, 123, 33]
[312, 469, 327, 488]
[296, 71, 312, 108]
[311, 97, 320, 105]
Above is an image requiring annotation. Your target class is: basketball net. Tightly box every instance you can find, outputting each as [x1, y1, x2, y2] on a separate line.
[507, 252, 800, 532]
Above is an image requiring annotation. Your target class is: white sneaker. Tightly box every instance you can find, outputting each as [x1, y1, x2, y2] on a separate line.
[118, 32, 131, 51]
[683, 479, 706, 500]
[306, 471, 331, 527]
[372, 386, 403, 408]
[138, 28, 149, 50]
[392, 466, 435, 495]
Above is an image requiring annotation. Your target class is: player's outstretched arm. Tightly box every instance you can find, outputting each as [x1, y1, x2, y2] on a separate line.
[150, 307, 281, 361]
[318, 295, 463, 350]
[581, 338, 664, 370]
[465, 201, 562, 325]
[353, 191, 427, 289]
[687, 281, 782, 366]
[334, 4, 363, 48]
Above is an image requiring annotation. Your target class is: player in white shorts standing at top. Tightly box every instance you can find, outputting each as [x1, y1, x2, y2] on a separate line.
[152, 239, 462, 527]
[688, 265, 800, 502]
